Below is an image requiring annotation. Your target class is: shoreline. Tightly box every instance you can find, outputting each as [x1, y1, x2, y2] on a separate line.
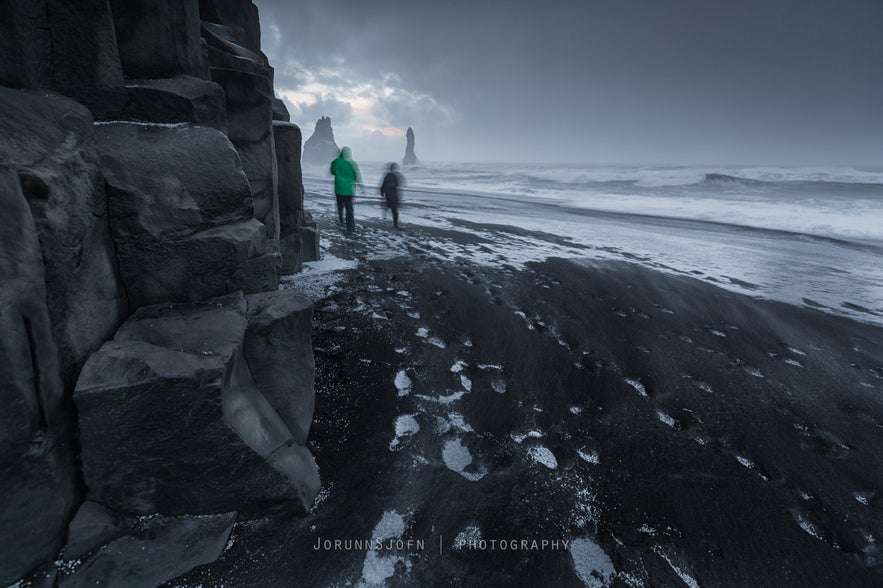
[172, 200, 883, 587]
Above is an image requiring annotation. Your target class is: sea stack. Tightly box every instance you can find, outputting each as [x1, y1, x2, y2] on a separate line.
[302, 116, 340, 166]
[403, 126, 419, 165]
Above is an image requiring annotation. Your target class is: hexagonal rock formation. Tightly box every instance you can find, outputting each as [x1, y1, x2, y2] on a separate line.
[96, 121, 280, 310]
[74, 291, 320, 517]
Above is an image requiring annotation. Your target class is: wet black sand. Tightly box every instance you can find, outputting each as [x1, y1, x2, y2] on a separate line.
[171, 209, 883, 587]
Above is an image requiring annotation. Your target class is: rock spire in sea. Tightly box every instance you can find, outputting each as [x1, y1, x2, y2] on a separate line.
[403, 126, 419, 165]
[302, 116, 341, 166]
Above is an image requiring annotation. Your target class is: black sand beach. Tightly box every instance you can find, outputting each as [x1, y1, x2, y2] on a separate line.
[170, 196, 883, 587]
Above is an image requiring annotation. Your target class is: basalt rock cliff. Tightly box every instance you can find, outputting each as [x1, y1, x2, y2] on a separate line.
[0, 1, 320, 584]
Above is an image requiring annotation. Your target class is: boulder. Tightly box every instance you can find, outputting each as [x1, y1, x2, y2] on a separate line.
[0, 1, 53, 90]
[199, 0, 263, 56]
[74, 292, 321, 516]
[126, 75, 227, 133]
[272, 97, 291, 122]
[109, 0, 207, 80]
[0, 1, 127, 116]
[0, 167, 78, 585]
[0, 88, 128, 386]
[59, 512, 236, 588]
[96, 121, 280, 309]
[245, 291, 315, 445]
[302, 116, 340, 167]
[209, 64, 280, 244]
[300, 213, 321, 263]
[63, 501, 136, 562]
[274, 121, 305, 273]
[403, 126, 419, 165]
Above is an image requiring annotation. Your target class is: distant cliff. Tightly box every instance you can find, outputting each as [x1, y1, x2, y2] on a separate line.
[0, 1, 320, 585]
[403, 126, 419, 165]
[302, 116, 341, 166]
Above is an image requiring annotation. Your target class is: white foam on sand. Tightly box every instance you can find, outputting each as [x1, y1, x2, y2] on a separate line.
[359, 511, 410, 587]
[394, 370, 412, 396]
[442, 438, 485, 481]
[569, 537, 615, 587]
[528, 446, 558, 469]
[389, 414, 420, 450]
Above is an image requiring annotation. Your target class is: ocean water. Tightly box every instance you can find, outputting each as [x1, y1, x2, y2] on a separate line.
[302, 163, 883, 325]
[350, 163, 883, 242]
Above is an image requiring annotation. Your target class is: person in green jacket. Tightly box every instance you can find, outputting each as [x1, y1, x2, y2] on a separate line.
[329, 146, 363, 232]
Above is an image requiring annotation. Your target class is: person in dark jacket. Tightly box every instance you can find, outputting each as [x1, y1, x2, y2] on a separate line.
[330, 146, 363, 232]
[379, 162, 405, 229]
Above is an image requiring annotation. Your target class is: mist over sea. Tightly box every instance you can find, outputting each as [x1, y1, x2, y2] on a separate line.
[304, 163, 883, 326]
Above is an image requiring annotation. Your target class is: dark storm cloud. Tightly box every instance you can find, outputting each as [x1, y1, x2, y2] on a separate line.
[256, 0, 883, 164]
[294, 96, 353, 127]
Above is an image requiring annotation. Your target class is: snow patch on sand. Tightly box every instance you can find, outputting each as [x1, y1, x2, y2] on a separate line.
[656, 411, 676, 428]
[394, 370, 412, 396]
[624, 378, 647, 396]
[279, 253, 358, 299]
[569, 537, 615, 587]
[577, 448, 600, 464]
[511, 430, 544, 444]
[359, 511, 410, 586]
[427, 336, 446, 348]
[415, 327, 429, 338]
[528, 446, 558, 469]
[784, 358, 804, 367]
[654, 549, 700, 588]
[452, 525, 482, 550]
[417, 390, 467, 405]
[389, 414, 420, 450]
[442, 438, 485, 481]
[460, 374, 472, 391]
[450, 360, 467, 373]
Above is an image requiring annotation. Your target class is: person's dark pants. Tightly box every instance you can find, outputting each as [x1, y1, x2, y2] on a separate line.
[335, 194, 345, 224]
[390, 206, 399, 228]
[340, 195, 355, 232]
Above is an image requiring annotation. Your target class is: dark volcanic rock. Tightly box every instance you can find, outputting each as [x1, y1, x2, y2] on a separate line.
[274, 121, 305, 273]
[60, 512, 236, 588]
[0, 1, 126, 115]
[302, 116, 341, 167]
[300, 212, 321, 262]
[0, 88, 128, 385]
[245, 291, 315, 445]
[74, 292, 320, 516]
[272, 97, 291, 122]
[0, 167, 78, 585]
[125, 75, 227, 133]
[96, 121, 280, 310]
[403, 126, 419, 165]
[209, 65, 280, 242]
[63, 501, 136, 562]
[109, 0, 207, 80]
[199, 0, 263, 56]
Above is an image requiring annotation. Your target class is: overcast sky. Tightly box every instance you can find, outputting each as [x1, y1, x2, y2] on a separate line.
[256, 0, 882, 165]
